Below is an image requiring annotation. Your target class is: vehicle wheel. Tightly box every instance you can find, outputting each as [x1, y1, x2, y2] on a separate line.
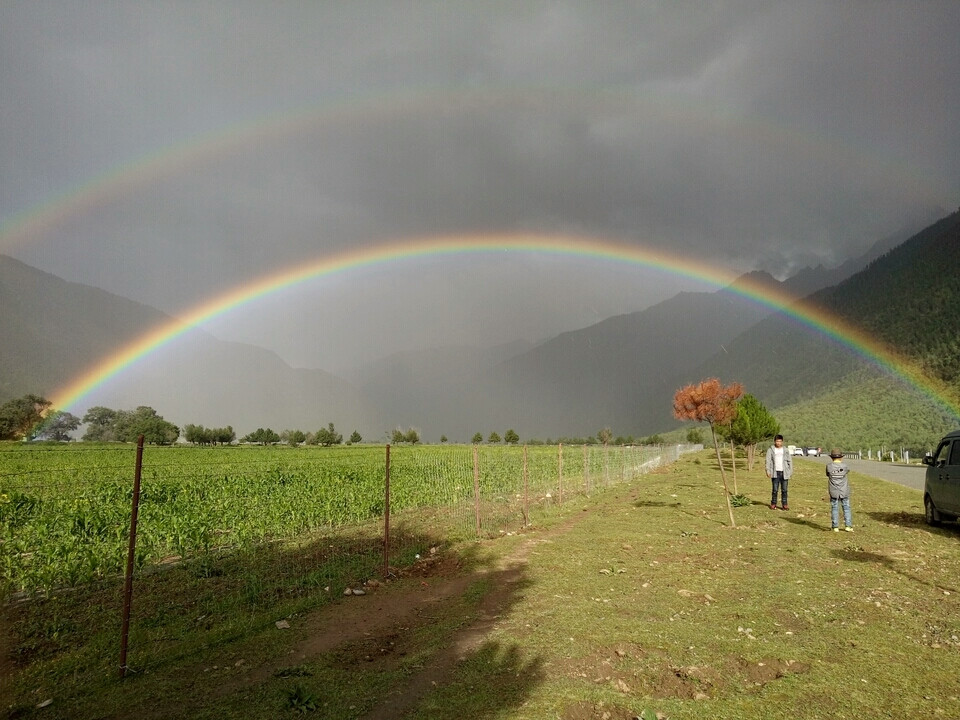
[924, 495, 941, 526]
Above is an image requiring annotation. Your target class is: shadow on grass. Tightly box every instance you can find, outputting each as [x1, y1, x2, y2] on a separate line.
[780, 515, 831, 532]
[829, 544, 958, 592]
[633, 497, 737, 527]
[831, 546, 896, 568]
[633, 500, 681, 509]
[359, 567, 540, 720]
[400, 640, 545, 720]
[3, 520, 544, 720]
[867, 510, 960, 536]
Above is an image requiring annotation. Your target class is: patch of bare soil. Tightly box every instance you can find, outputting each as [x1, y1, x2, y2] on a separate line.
[557, 642, 809, 707]
[238, 550, 475, 687]
[558, 643, 722, 702]
[647, 663, 721, 700]
[560, 699, 650, 719]
[357, 520, 588, 719]
[731, 656, 810, 688]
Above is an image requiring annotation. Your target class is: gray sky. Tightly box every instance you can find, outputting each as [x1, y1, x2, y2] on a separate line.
[2, 2, 958, 372]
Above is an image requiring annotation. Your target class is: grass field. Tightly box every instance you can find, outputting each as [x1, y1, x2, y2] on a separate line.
[3, 447, 959, 719]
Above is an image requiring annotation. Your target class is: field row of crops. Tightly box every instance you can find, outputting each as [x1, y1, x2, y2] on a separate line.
[1, 442, 679, 597]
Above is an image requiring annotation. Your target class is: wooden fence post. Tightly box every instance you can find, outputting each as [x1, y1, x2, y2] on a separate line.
[522, 445, 529, 527]
[604, 443, 610, 487]
[472, 444, 481, 537]
[558, 443, 564, 505]
[583, 444, 589, 494]
[382, 444, 391, 577]
[119, 435, 144, 679]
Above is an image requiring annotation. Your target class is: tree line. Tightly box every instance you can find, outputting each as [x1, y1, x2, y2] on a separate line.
[0, 394, 365, 446]
[0, 389, 757, 450]
[2, 394, 670, 447]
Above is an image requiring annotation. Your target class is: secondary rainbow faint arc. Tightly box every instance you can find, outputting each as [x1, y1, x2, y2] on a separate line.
[3, 85, 953, 254]
[49, 233, 960, 421]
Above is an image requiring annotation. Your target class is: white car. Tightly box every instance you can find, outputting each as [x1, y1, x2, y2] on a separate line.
[789, 445, 804, 456]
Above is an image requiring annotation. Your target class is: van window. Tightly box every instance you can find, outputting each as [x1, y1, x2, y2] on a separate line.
[950, 440, 960, 466]
[933, 440, 952, 465]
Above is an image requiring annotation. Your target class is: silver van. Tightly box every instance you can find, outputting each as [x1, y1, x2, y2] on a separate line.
[922, 429, 960, 525]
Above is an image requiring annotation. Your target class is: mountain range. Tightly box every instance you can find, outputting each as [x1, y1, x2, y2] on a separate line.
[1, 211, 957, 446]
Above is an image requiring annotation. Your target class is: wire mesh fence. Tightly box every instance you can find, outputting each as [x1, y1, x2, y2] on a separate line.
[1, 440, 695, 674]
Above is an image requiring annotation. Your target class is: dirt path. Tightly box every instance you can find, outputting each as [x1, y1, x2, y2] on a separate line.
[0, 616, 16, 710]
[211, 510, 589, 718]
[359, 556, 529, 720]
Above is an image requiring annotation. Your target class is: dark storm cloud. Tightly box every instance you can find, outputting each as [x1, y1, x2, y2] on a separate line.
[2, 1, 958, 368]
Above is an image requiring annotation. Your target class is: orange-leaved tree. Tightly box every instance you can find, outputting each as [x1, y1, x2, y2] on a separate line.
[673, 378, 744, 527]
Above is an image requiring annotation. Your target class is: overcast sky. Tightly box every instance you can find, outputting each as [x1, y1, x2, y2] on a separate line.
[2, 2, 958, 372]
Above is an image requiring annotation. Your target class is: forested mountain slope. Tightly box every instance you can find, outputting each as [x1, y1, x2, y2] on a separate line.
[817, 210, 960, 387]
[774, 368, 956, 452]
[687, 210, 960, 449]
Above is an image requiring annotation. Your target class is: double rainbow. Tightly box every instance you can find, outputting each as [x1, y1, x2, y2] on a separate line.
[1, 89, 954, 421]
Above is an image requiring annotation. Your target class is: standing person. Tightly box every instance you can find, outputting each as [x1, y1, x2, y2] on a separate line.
[826, 449, 853, 532]
[765, 434, 793, 510]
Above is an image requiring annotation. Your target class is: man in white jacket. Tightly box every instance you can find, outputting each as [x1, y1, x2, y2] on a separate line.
[764, 434, 793, 511]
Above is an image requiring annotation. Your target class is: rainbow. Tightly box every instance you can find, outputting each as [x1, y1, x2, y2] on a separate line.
[49, 233, 960, 421]
[3, 86, 954, 254]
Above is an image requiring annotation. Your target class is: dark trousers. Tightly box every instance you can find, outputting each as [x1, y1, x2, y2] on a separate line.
[771, 472, 788, 506]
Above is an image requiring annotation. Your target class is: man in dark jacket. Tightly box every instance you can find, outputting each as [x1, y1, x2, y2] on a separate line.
[826, 449, 852, 531]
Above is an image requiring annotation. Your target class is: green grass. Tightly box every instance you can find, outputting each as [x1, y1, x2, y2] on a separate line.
[4, 449, 960, 719]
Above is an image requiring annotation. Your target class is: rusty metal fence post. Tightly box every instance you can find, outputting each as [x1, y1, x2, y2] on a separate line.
[119, 435, 144, 679]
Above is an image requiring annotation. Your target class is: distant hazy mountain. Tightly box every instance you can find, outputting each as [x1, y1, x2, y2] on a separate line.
[778, 221, 922, 299]
[0, 255, 171, 402]
[345, 340, 536, 441]
[347, 285, 777, 441]
[351, 227, 921, 440]
[347, 222, 933, 440]
[0, 254, 369, 435]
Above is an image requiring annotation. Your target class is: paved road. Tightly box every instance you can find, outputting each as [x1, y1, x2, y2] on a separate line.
[801, 455, 925, 491]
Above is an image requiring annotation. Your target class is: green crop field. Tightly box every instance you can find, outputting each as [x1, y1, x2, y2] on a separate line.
[0, 442, 667, 598]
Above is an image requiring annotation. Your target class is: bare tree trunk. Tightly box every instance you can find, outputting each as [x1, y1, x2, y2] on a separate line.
[729, 439, 738, 495]
[710, 423, 736, 527]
